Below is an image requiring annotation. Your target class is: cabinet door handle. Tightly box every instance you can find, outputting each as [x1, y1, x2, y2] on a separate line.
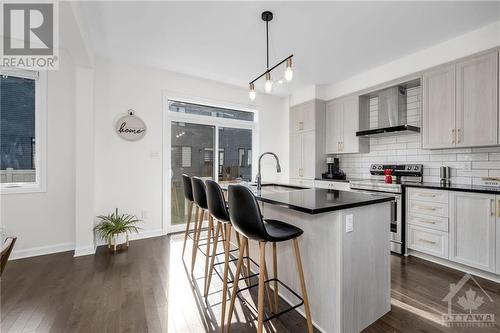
[497, 199, 500, 218]
[451, 129, 455, 144]
[419, 238, 437, 245]
[299, 121, 304, 130]
[457, 128, 462, 143]
[491, 199, 495, 216]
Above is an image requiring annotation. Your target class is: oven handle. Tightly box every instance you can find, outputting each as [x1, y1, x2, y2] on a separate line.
[391, 200, 397, 223]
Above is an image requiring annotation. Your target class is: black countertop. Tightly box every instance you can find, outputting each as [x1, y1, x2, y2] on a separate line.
[402, 182, 500, 195]
[221, 184, 395, 215]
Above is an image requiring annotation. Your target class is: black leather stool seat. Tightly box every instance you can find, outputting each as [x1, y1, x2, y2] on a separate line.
[191, 177, 208, 209]
[263, 219, 303, 242]
[181, 174, 194, 202]
[205, 179, 230, 224]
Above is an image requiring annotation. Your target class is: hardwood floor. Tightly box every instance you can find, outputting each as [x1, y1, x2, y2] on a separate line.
[1, 234, 499, 332]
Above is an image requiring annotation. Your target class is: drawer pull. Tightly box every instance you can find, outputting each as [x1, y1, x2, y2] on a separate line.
[419, 238, 437, 245]
[415, 205, 436, 211]
[416, 219, 436, 224]
[417, 193, 437, 198]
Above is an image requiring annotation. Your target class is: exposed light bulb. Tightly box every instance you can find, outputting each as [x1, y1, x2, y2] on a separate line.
[265, 72, 273, 93]
[285, 58, 293, 81]
[249, 83, 256, 101]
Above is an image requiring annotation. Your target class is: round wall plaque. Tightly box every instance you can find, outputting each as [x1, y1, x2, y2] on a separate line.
[115, 111, 147, 141]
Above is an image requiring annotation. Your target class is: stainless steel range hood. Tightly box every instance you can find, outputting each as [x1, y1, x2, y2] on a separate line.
[356, 85, 420, 137]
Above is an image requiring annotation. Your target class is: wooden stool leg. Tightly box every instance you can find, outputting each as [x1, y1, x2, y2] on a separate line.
[220, 224, 232, 333]
[203, 215, 214, 293]
[273, 242, 278, 311]
[182, 201, 194, 256]
[227, 236, 247, 332]
[263, 256, 275, 314]
[245, 241, 251, 285]
[257, 241, 266, 333]
[293, 238, 313, 333]
[191, 208, 204, 273]
[205, 219, 222, 297]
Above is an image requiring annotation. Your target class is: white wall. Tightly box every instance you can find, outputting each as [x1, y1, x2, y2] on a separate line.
[1, 50, 77, 259]
[323, 20, 500, 100]
[93, 58, 289, 238]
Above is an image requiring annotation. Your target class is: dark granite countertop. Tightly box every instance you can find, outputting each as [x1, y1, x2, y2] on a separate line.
[402, 182, 500, 195]
[220, 183, 395, 215]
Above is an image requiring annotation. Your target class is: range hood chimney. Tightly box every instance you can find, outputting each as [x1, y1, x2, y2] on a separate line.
[356, 85, 420, 137]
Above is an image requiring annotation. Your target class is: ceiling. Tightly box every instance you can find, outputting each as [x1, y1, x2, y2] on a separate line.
[75, 1, 500, 95]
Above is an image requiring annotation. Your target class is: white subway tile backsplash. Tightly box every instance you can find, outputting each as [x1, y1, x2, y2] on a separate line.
[333, 85, 500, 185]
[456, 153, 488, 161]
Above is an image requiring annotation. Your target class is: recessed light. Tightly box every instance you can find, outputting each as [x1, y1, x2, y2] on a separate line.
[278, 80, 283, 84]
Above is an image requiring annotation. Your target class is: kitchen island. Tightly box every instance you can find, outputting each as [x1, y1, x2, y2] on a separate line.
[229, 184, 394, 333]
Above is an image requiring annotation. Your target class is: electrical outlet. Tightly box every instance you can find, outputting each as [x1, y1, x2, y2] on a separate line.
[345, 214, 353, 233]
[463, 162, 471, 171]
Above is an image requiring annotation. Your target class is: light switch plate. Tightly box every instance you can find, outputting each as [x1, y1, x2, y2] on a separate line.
[345, 214, 353, 233]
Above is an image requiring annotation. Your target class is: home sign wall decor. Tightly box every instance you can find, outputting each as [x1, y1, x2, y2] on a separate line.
[115, 109, 147, 141]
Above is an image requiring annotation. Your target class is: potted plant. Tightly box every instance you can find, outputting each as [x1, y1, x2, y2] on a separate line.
[94, 208, 142, 252]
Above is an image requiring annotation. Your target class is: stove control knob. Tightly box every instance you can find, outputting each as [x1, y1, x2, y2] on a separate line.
[378, 165, 382, 170]
[406, 165, 411, 171]
[414, 165, 419, 171]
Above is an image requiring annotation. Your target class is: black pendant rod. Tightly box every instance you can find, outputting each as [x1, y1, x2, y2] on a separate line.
[266, 19, 269, 69]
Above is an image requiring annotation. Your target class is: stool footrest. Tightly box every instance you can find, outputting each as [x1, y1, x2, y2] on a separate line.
[212, 256, 260, 284]
[235, 278, 304, 323]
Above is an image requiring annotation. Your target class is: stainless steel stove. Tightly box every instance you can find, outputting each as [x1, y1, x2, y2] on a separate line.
[350, 164, 423, 255]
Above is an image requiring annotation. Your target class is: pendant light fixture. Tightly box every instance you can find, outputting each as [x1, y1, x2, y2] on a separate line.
[248, 11, 293, 100]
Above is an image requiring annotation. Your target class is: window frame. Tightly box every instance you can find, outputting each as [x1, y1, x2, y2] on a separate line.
[0, 68, 47, 194]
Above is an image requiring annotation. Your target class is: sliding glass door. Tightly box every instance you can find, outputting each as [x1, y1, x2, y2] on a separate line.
[170, 122, 214, 226]
[165, 99, 256, 233]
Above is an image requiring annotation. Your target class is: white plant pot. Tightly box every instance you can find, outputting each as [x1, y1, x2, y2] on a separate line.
[108, 232, 129, 252]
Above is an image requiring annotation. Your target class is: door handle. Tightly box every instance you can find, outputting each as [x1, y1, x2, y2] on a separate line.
[451, 129, 455, 144]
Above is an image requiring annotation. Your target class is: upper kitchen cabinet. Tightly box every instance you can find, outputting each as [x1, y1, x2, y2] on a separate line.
[422, 65, 456, 149]
[422, 51, 499, 149]
[290, 100, 316, 133]
[456, 52, 498, 147]
[325, 95, 368, 154]
[289, 100, 326, 182]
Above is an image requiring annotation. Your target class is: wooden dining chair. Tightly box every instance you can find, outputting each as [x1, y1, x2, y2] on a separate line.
[0, 237, 17, 276]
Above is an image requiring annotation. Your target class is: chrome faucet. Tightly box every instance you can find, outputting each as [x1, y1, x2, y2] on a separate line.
[256, 152, 282, 192]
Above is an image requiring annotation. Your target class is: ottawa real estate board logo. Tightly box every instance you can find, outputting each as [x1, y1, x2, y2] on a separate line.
[442, 273, 495, 328]
[1, 1, 59, 69]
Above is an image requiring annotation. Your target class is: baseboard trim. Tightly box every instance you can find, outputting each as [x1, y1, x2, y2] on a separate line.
[10, 242, 75, 260]
[74, 245, 96, 257]
[95, 229, 165, 247]
[408, 250, 500, 283]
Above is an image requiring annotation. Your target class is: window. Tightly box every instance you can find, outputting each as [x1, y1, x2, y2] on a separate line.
[238, 148, 245, 167]
[247, 149, 252, 167]
[1, 68, 46, 193]
[168, 100, 254, 121]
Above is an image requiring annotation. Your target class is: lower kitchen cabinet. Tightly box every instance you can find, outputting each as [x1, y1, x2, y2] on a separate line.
[449, 191, 496, 273]
[407, 188, 499, 275]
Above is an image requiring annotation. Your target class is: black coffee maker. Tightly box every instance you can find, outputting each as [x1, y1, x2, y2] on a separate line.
[322, 157, 346, 180]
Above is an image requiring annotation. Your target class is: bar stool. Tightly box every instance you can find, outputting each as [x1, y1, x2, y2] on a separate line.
[181, 174, 196, 257]
[205, 180, 256, 332]
[190, 177, 212, 277]
[226, 185, 313, 333]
